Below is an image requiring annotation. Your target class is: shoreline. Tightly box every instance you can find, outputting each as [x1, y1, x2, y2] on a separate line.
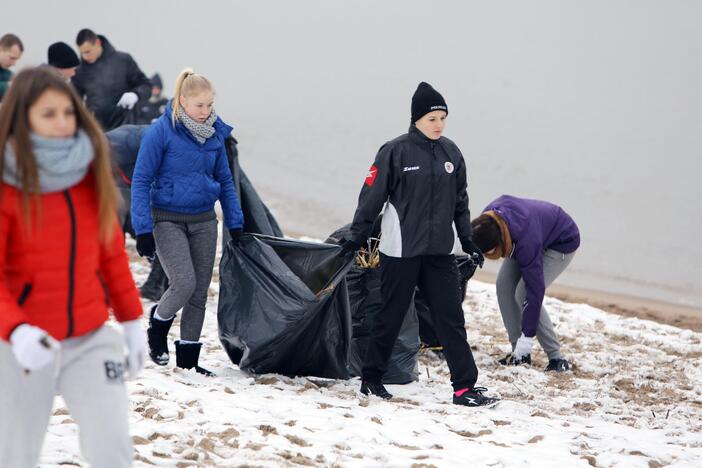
[278, 228, 702, 332]
[472, 270, 702, 333]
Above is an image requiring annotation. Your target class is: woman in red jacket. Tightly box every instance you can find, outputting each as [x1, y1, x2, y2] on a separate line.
[0, 67, 145, 467]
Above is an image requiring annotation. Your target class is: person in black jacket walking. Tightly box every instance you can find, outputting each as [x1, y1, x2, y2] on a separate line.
[72, 29, 151, 130]
[340, 82, 498, 406]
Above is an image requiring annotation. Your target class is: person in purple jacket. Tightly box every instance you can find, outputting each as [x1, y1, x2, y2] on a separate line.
[471, 195, 580, 372]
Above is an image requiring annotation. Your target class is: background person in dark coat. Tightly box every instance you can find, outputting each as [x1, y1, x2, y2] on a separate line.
[0, 34, 23, 101]
[72, 29, 151, 130]
[135, 73, 169, 124]
[340, 82, 498, 407]
[471, 195, 580, 372]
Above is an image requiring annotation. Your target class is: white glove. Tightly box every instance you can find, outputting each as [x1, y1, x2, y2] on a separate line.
[10, 324, 60, 372]
[122, 319, 147, 379]
[512, 333, 534, 360]
[116, 92, 139, 109]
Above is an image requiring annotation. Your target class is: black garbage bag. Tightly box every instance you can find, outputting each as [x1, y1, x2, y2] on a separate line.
[415, 255, 479, 348]
[104, 106, 140, 131]
[345, 265, 420, 384]
[218, 234, 354, 379]
[326, 222, 419, 384]
[225, 136, 283, 238]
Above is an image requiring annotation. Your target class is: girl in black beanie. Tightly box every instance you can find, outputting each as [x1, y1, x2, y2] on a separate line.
[339, 82, 498, 406]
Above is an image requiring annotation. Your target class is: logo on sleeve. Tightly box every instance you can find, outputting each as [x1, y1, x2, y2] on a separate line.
[365, 165, 378, 187]
[444, 162, 454, 174]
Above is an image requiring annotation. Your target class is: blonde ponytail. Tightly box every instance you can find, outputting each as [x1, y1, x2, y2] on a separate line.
[171, 68, 214, 127]
[172, 68, 194, 127]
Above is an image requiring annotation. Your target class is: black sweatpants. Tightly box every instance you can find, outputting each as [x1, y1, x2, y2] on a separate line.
[362, 254, 478, 391]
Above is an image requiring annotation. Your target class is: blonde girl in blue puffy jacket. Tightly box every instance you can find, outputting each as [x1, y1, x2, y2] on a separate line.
[131, 68, 243, 376]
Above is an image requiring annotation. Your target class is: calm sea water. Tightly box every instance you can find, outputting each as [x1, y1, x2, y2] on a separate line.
[10, 1, 702, 307]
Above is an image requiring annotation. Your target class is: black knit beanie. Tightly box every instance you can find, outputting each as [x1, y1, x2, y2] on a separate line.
[151, 73, 163, 89]
[411, 82, 448, 123]
[48, 42, 80, 69]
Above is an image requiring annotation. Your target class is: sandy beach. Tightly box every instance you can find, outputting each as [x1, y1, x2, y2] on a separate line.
[472, 270, 702, 333]
[42, 243, 702, 466]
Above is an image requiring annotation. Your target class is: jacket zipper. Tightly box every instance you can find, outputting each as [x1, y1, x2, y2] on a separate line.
[429, 141, 436, 250]
[17, 283, 32, 305]
[63, 191, 77, 337]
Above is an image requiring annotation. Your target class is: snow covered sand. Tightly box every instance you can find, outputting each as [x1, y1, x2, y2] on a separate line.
[39, 240, 702, 467]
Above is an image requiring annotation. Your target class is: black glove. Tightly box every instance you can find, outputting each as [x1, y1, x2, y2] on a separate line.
[337, 238, 362, 258]
[229, 228, 243, 246]
[136, 233, 156, 258]
[461, 239, 485, 268]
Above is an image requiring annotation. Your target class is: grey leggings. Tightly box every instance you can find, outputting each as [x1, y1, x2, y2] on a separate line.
[154, 219, 217, 342]
[496, 249, 576, 360]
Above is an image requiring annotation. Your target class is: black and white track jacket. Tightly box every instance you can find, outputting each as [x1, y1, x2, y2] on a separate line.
[349, 125, 472, 258]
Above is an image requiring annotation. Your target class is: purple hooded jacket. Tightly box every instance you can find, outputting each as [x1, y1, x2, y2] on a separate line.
[484, 195, 580, 337]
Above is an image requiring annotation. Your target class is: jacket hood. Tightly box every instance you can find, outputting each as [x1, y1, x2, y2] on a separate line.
[98, 35, 115, 56]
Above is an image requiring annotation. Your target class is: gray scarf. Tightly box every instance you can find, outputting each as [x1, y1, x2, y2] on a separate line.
[178, 105, 217, 144]
[3, 130, 93, 193]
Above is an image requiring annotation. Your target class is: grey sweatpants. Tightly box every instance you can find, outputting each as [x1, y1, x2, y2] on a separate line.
[154, 219, 217, 342]
[496, 249, 576, 360]
[0, 325, 132, 468]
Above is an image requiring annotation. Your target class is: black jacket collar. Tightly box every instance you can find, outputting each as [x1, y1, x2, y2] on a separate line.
[408, 124, 444, 153]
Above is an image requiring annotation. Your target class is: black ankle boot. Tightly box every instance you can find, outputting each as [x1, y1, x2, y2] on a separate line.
[146, 305, 174, 366]
[175, 341, 215, 376]
[360, 380, 392, 400]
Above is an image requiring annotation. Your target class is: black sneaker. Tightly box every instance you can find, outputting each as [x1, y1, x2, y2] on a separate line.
[498, 353, 531, 366]
[545, 358, 570, 372]
[360, 381, 392, 400]
[453, 387, 500, 407]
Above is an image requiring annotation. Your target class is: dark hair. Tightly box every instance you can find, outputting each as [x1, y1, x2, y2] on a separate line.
[0, 33, 23, 52]
[471, 214, 502, 254]
[76, 29, 98, 46]
[0, 67, 118, 240]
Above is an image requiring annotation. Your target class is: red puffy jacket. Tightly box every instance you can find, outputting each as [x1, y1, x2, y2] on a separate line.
[0, 173, 142, 341]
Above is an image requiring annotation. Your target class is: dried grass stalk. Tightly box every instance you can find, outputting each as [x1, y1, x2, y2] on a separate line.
[355, 236, 381, 269]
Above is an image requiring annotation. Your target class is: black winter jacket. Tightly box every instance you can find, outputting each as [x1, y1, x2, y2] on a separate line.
[349, 125, 473, 258]
[72, 36, 151, 130]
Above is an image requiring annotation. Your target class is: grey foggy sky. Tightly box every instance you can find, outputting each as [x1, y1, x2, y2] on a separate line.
[6, 1, 702, 305]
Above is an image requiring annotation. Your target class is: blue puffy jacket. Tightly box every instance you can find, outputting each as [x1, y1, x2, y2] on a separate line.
[130, 103, 244, 235]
